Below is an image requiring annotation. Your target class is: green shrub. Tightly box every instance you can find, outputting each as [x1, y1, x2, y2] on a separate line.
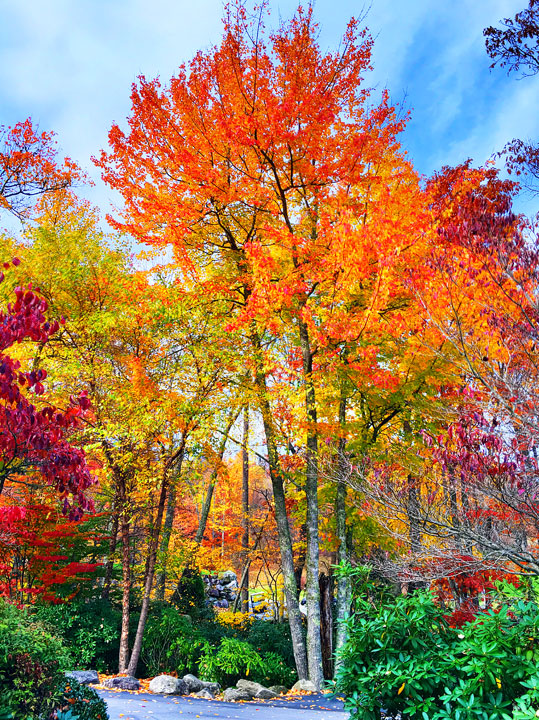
[170, 567, 208, 618]
[34, 598, 121, 673]
[52, 677, 108, 720]
[140, 602, 204, 677]
[198, 637, 266, 686]
[246, 620, 297, 669]
[334, 580, 539, 720]
[0, 599, 71, 719]
[257, 651, 297, 688]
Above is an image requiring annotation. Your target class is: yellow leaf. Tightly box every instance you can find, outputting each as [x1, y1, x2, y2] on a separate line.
[496, 678, 502, 688]
[397, 683, 405, 695]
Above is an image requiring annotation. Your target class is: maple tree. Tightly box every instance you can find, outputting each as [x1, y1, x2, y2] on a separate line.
[96, 0, 439, 685]
[0, 119, 79, 220]
[0, 260, 92, 518]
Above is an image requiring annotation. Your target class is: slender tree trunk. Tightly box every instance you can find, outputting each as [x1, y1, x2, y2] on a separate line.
[241, 405, 250, 612]
[294, 524, 306, 594]
[155, 442, 185, 600]
[101, 501, 119, 600]
[194, 409, 239, 546]
[126, 458, 172, 677]
[335, 394, 351, 667]
[407, 473, 422, 553]
[250, 328, 308, 680]
[319, 572, 334, 680]
[298, 318, 323, 689]
[118, 476, 131, 673]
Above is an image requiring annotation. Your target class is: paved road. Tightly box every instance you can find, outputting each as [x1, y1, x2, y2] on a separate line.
[97, 690, 350, 720]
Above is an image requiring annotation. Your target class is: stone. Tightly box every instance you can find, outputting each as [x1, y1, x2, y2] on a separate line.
[269, 685, 288, 695]
[224, 687, 252, 702]
[183, 673, 204, 693]
[236, 679, 264, 697]
[291, 679, 317, 693]
[219, 570, 237, 584]
[149, 674, 187, 695]
[202, 681, 221, 694]
[255, 687, 278, 699]
[208, 588, 220, 598]
[65, 670, 99, 685]
[195, 688, 215, 699]
[103, 676, 140, 691]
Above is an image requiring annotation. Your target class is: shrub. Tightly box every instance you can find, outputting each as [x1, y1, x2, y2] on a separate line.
[50, 677, 108, 720]
[334, 580, 539, 720]
[140, 602, 204, 677]
[198, 637, 265, 686]
[34, 598, 121, 673]
[246, 619, 297, 669]
[257, 651, 297, 688]
[0, 599, 71, 719]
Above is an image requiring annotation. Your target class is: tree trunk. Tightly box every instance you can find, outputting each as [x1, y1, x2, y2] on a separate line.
[194, 409, 239, 546]
[241, 405, 250, 613]
[319, 572, 334, 680]
[334, 394, 351, 667]
[250, 327, 308, 680]
[155, 442, 185, 600]
[101, 501, 119, 601]
[298, 318, 323, 689]
[126, 458, 172, 677]
[118, 476, 131, 673]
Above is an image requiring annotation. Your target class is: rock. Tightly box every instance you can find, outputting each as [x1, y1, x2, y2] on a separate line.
[236, 679, 264, 697]
[65, 670, 99, 685]
[255, 687, 278, 699]
[291, 679, 317, 693]
[269, 685, 288, 695]
[149, 674, 187, 695]
[183, 673, 204, 693]
[202, 681, 221, 694]
[103, 676, 140, 691]
[208, 588, 220, 598]
[224, 687, 252, 702]
[219, 570, 237, 584]
[195, 688, 215, 699]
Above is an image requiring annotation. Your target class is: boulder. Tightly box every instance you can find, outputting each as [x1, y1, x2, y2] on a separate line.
[149, 674, 187, 695]
[291, 679, 317, 693]
[103, 676, 140, 691]
[202, 681, 221, 695]
[65, 670, 99, 685]
[269, 685, 288, 695]
[224, 687, 252, 702]
[236, 679, 264, 696]
[255, 687, 278, 699]
[183, 673, 204, 693]
[195, 688, 215, 699]
[219, 570, 237, 585]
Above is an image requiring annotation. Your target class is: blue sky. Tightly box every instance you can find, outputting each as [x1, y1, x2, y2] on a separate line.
[0, 0, 537, 221]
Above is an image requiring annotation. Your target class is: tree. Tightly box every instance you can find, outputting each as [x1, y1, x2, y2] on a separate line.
[0, 119, 79, 220]
[484, 0, 539, 77]
[348, 161, 539, 584]
[0, 260, 93, 518]
[96, 1, 429, 685]
[485, 2, 539, 194]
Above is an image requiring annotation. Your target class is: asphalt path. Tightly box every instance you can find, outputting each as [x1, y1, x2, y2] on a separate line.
[97, 690, 350, 720]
